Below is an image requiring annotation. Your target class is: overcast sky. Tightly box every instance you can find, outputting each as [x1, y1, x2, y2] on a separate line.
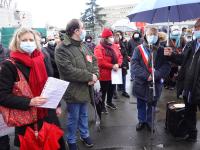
[15, 0, 137, 28]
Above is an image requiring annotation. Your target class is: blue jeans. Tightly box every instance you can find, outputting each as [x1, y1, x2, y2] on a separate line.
[66, 103, 89, 144]
[137, 98, 156, 125]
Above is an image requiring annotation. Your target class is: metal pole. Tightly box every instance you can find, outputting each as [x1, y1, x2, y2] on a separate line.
[167, 6, 171, 46]
[149, 45, 156, 150]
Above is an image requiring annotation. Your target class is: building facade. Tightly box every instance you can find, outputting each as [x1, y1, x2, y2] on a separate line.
[100, 3, 138, 27]
[0, 8, 32, 28]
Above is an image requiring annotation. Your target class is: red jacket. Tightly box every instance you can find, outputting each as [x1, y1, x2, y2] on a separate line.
[94, 43, 123, 81]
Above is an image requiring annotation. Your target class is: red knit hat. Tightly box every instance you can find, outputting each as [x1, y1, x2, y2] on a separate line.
[101, 28, 113, 38]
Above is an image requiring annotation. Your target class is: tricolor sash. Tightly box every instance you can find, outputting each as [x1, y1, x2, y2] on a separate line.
[138, 44, 152, 73]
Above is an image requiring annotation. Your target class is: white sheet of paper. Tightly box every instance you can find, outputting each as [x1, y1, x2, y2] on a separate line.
[111, 68, 123, 84]
[0, 114, 14, 136]
[38, 77, 69, 109]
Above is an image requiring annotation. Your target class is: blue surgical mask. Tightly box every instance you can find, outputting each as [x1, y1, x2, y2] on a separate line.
[147, 35, 158, 45]
[80, 30, 86, 41]
[20, 41, 36, 54]
[170, 34, 179, 40]
[193, 31, 200, 39]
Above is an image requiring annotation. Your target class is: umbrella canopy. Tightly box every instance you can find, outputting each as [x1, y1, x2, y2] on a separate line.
[112, 18, 137, 32]
[127, 0, 200, 23]
[19, 122, 63, 150]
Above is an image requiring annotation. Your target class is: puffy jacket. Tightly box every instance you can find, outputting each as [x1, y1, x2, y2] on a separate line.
[55, 35, 99, 103]
[94, 43, 123, 81]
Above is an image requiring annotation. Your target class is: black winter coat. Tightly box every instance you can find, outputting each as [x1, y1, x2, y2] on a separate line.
[43, 44, 60, 78]
[119, 40, 129, 75]
[169, 40, 200, 104]
[128, 38, 143, 57]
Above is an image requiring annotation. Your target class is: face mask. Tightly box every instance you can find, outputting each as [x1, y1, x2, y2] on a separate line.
[170, 34, 179, 40]
[171, 30, 181, 36]
[146, 35, 158, 45]
[41, 38, 46, 43]
[108, 37, 114, 44]
[20, 41, 36, 54]
[186, 36, 192, 42]
[193, 31, 200, 39]
[48, 40, 55, 46]
[182, 32, 186, 36]
[86, 39, 91, 43]
[134, 33, 139, 39]
[80, 30, 86, 41]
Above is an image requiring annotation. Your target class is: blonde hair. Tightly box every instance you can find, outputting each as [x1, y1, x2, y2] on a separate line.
[158, 32, 167, 42]
[9, 27, 41, 51]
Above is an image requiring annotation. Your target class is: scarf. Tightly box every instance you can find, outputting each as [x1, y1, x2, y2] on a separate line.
[10, 50, 48, 119]
[100, 41, 118, 64]
[138, 44, 152, 73]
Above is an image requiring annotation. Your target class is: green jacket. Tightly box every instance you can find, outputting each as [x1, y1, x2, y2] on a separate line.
[55, 35, 99, 103]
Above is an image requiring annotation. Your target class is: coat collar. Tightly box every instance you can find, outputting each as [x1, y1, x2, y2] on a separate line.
[63, 35, 82, 47]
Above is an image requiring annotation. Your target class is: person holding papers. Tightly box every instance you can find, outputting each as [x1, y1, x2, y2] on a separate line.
[94, 28, 122, 113]
[55, 19, 99, 150]
[131, 27, 170, 132]
[0, 28, 65, 149]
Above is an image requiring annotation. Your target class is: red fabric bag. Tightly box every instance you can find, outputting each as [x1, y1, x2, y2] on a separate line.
[0, 60, 37, 127]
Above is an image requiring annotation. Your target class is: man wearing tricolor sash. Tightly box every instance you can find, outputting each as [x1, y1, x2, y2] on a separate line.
[131, 27, 171, 132]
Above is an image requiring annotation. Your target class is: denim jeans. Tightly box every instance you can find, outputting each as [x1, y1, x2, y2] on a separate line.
[137, 98, 156, 125]
[118, 75, 126, 92]
[66, 103, 89, 144]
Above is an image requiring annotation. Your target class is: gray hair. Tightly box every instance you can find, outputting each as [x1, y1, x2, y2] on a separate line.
[145, 27, 158, 35]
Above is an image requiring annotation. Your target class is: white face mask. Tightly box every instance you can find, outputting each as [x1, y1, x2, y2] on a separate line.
[134, 33, 139, 38]
[80, 30, 86, 41]
[20, 41, 36, 54]
[48, 40, 55, 46]
[108, 37, 114, 44]
[86, 39, 91, 42]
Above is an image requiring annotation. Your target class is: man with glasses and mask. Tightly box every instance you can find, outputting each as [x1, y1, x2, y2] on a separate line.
[164, 19, 200, 142]
[131, 27, 170, 132]
[55, 19, 99, 150]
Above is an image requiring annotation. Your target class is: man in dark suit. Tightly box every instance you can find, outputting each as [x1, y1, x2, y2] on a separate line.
[164, 19, 200, 142]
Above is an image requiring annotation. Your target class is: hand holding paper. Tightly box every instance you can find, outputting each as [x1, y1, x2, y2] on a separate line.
[111, 68, 123, 84]
[38, 77, 69, 109]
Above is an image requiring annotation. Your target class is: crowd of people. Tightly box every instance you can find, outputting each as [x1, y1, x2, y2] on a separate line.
[0, 18, 200, 150]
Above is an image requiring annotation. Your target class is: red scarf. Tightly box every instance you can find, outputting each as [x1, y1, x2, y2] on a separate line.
[10, 50, 48, 119]
[10, 50, 48, 96]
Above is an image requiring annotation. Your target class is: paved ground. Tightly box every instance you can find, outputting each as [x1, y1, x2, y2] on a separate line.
[10, 75, 200, 150]
[74, 85, 200, 150]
